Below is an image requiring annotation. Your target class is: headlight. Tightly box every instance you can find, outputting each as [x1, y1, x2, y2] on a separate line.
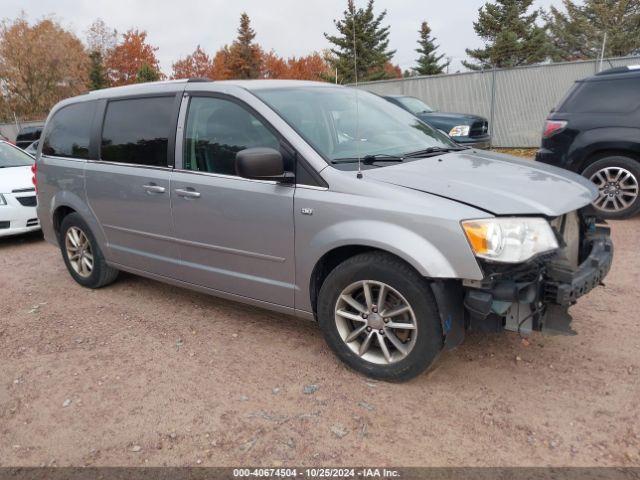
[449, 125, 470, 137]
[462, 217, 559, 263]
[0, 194, 6, 206]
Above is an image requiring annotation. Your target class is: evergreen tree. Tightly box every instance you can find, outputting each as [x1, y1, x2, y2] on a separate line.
[546, 0, 640, 61]
[88, 50, 108, 90]
[324, 0, 396, 83]
[413, 21, 449, 75]
[463, 0, 548, 70]
[227, 13, 262, 79]
[136, 63, 160, 83]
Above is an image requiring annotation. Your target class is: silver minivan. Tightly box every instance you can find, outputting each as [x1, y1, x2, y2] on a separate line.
[36, 79, 613, 381]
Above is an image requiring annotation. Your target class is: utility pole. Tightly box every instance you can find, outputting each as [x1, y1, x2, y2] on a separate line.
[598, 32, 607, 72]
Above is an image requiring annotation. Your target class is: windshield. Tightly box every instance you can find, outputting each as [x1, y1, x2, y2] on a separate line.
[0, 142, 34, 168]
[254, 87, 457, 167]
[396, 96, 434, 114]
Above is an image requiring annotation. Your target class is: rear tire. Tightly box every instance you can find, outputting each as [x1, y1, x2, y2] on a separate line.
[582, 156, 640, 219]
[317, 251, 443, 382]
[59, 213, 119, 288]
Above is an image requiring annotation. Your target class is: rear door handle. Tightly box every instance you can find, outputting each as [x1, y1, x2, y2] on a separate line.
[142, 183, 166, 194]
[175, 188, 201, 199]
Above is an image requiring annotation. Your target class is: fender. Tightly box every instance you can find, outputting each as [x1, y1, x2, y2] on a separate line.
[295, 219, 483, 314]
[570, 127, 640, 171]
[310, 219, 466, 278]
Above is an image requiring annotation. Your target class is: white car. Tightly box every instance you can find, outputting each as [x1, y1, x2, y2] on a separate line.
[0, 140, 40, 237]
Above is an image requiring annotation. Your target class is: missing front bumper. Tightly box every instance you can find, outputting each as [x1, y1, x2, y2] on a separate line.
[463, 223, 614, 335]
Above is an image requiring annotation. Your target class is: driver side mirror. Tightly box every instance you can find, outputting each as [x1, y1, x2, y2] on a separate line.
[235, 147, 292, 183]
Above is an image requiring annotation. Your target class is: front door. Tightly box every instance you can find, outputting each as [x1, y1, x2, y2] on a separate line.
[170, 95, 296, 307]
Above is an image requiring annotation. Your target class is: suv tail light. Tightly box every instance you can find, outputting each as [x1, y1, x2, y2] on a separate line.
[542, 120, 568, 138]
[31, 163, 37, 192]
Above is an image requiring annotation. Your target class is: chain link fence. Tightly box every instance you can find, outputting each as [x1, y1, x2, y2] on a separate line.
[356, 56, 640, 148]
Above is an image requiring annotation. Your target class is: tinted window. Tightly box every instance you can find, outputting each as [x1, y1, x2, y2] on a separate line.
[42, 102, 94, 159]
[183, 97, 279, 176]
[101, 96, 175, 167]
[560, 78, 640, 114]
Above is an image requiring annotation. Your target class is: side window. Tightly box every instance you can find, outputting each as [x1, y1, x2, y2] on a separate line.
[561, 78, 640, 114]
[42, 102, 95, 159]
[183, 97, 280, 176]
[101, 96, 175, 167]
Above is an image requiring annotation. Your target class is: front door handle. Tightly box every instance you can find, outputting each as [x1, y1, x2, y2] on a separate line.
[175, 188, 201, 199]
[142, 183, 165, 194]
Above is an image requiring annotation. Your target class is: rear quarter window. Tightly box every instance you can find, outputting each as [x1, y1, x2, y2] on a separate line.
[559, 78, 640, 114]
[100, 96, 175, 167]
[42, 102, 95, 159]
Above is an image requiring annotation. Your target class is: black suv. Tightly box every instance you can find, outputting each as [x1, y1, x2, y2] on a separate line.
[536, 66, 640, 219]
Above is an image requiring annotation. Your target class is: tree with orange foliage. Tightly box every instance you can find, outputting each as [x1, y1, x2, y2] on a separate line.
[383, 61, 403, 79]
[0, 16, 88, 121]
[261, 51, 289, 78]
[106, 29, 163, 86]
[286, 53, 331, 81]
[172, 45, 213, 79]
[226, 13, 262, 79]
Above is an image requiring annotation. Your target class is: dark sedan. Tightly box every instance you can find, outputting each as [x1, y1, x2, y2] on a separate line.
[383, 95, 491, 149]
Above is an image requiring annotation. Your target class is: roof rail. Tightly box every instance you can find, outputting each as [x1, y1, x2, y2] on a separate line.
[187, 77, 213, 83]
[595, 65, 640, 76]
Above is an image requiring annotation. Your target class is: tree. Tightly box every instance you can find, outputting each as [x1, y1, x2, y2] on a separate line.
[136, 63, 161, 83]
[285, 53, 332, 81]
[226, 13, 262, 79]
[0, 16, 89, 121]
[463, 0, 548, 70]
[171, 45, 214, 79]
[210, 47, 233, 79]
[85, 18, 117, 90]
[413, 21, 449, 75]
[324, 0, 396, 83]
[546, 0, 640, 61]
[106, 29, 162, 86]
[261, 51, 289, 78]
[85, 18, 117, 57]
[88, 51, 108, 90]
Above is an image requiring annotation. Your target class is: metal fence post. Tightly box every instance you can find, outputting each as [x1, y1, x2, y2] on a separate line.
[489, 65, 497, 149]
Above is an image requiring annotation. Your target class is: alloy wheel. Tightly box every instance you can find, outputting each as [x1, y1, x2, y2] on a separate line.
[590, 166, 639, 213]
[65, 226, 94, 278]
[334, 280, 418, 365]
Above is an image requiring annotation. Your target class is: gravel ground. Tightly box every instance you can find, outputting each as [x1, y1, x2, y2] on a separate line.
[0, 218, 639, 467]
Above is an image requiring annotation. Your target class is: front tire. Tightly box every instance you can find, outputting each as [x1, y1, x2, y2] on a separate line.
[583, 156, 640, 219]
[59, 213, 119, 288]
[317, 252, 443, 382]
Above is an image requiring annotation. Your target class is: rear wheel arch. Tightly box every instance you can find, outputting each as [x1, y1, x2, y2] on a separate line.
[52, 205, 77, 236]
[581, 148, 640, 173]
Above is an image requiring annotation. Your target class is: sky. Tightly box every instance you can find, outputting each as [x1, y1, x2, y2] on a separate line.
[4, 0, 562, 74]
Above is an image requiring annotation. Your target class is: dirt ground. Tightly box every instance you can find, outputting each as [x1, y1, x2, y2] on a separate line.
[0, 219, 639, 468]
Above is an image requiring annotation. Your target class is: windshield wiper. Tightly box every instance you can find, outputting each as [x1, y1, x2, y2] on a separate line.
[402, 146, 469, 158]
[331, 154, 405, 165]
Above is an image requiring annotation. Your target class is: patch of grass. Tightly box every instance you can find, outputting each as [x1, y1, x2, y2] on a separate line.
[491, 148, 537, 159]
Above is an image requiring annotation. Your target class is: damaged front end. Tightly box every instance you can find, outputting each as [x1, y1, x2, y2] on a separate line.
[434, 211, 613, 351]
[463, 211, 613, 337]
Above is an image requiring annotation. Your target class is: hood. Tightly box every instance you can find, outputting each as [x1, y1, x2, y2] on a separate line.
[419, 112, 483, 123]
[365, 150, 597, 216]
[0, 165, 33, 193]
